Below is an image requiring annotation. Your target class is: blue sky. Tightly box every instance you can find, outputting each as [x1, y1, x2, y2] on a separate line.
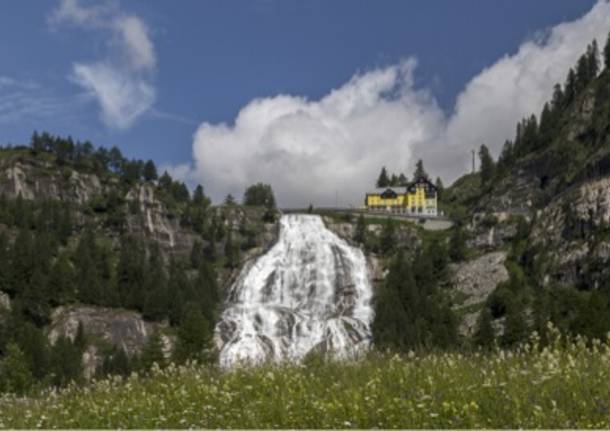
[1, 0, 608, 205]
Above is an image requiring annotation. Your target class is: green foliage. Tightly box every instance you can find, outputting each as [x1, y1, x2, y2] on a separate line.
[473, 307, 495, 348]
[139, 330, 166, 371]
[7, 335, 610, 428]
[379, 218, 396, 255]
[174, 303, 212, 363]
[478, 144, 495, 185]
[243, 183, 276, 209]
[448, 225, 467, 262]
[353, 213, 366, 244]
[0, 343, 34, 395]
[413, 159, 429, 181]
[373, 241, 457, 351]
[375, 166, 390, 187]
[605, 30, 610, 70]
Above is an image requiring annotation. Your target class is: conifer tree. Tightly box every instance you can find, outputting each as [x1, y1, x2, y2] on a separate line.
[174, 303, 212, 363]
[143, 160, 158, 181]
[0, 343, 33, 395]
[474, 307, 495, 348]
[49, 336, 83, 387]
[224, 230, 240, 269]
[353, 214, 367, 245]
[435, 177, 444, 201]
[587, 40, 599, 79]
[478, 144, 495, 185]
[376, 167, 390, 188]
[413, 159, 429, 181]
[48, 252, 75, 306]
[448, 225, 467, 262]
[605, 30, 610, 69]
[379, 218, 396, 255]
[140, 330, 166, 371]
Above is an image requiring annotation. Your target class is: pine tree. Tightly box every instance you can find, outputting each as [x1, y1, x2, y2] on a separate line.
[190, 240, 204, 269]
[48, 252, 75, 306]
[605, 30, 610, 70]
[413, 159, 429, 181]
[474, 307, 495, 348]
[174, 303, 212, 363]
[224, 194, 236, 205]
[140, 330, 166, 371]
[143, 160, 158, 181]
[501, 302, 528, 347]
[398, 173, 408, 186]
[49, 336, 83, 387]
[478, 144, 496, 185]
[224, 230, 240, 269]
[448, 226, 467, 262]
[376, 167, 390, 188]
[435, 177, 444, 201]
[197, 262, 219, 323]
[353, 214, 366, 244]
[143, 245, 168, 321]
[0, 343, 34, 395]
[379, 218, 396, 255]
[587, 40, 599, 79]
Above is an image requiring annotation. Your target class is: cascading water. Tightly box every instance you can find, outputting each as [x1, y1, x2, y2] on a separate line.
[215, 214, 373, 367]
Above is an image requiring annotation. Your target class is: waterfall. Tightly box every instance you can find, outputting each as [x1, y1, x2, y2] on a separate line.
[215, 214, 373, 367]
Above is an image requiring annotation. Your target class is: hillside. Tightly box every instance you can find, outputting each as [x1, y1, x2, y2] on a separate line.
[443, 43, 610, 344]
[0, 140, 279, 386]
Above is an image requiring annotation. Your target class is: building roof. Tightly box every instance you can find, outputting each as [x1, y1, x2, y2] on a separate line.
[366, 187, 408, 195]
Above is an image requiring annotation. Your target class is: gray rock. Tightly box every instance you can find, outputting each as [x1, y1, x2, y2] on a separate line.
[0, 291, 9, 311]
[452, 251, 509, 336]
[48, 306, 172, 378]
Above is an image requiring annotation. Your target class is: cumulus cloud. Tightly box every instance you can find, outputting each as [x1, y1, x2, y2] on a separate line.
[178, 1, 610, 207]
[50, 0, 156, 129]
[191, 60, 444, 207]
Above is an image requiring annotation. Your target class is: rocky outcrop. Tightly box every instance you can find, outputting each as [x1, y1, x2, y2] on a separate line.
[0, 291, 9, 311]
[452, 251, 509, 336]
[530, 177, 610, 286]
[0, 157, 105, 203]
[48, 306, 172, 378]
[125, 183, 195, 253]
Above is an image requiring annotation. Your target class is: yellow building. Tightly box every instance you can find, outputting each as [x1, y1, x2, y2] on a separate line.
[365, 178, 438, 216]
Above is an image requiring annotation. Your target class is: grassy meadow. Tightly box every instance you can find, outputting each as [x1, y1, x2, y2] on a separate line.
[1, 328, 610, 429]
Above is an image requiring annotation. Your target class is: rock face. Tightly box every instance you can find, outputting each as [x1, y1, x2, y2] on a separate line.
[48, 306, 171, 378]
[0, 157, 105, 203]
[452, 252, 509, 336]
[125, 183, 195, 254]
[0, 291, 9, 311]
[528, 176, 610, 286]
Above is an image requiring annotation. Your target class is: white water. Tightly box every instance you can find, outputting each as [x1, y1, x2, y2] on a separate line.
[215, 214, 373, 367]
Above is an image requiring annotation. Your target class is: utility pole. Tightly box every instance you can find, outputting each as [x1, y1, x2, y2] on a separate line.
[471, 149, 476, 174]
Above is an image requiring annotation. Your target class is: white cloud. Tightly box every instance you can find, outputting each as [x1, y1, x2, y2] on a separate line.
[72, 62, 155, 129]
[441, 0, 610, 178]
[173, 0, 610, 207]
[50, 0, 156, 129]
[189, 60, 445, 207]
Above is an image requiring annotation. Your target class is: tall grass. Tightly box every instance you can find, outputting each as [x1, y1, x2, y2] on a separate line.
[1, 327, 610, 428]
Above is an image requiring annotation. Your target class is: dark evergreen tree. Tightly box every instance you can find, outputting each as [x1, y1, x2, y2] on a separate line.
[49, 335, 83, 387]
[449, 225, 467, 262]
[139, 330, 166, 371]
[379, 218, 396, 255]
[0, 343, 34, 395]
[587, 40, 599, 79]
[116, 236, 147, 310]
[190, 240, 204, 269]
[398, 173, 408, 186]
[376, 167, 390, 188]
[605, 30, 610, 69]
[473, 307, 495, 348]
[413, 159, 429, 181]
[478, 144, 495, 185]
[353, 214, 366, 244]
[143, 160, 158, 181]
[99, 346, 131, 378]
[224, 230, 240, 269]
[174, 303, 212, 363]
[48, 252, 75, 306]
[435, 177, 444, 201]
[143, 245, 168, 321]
